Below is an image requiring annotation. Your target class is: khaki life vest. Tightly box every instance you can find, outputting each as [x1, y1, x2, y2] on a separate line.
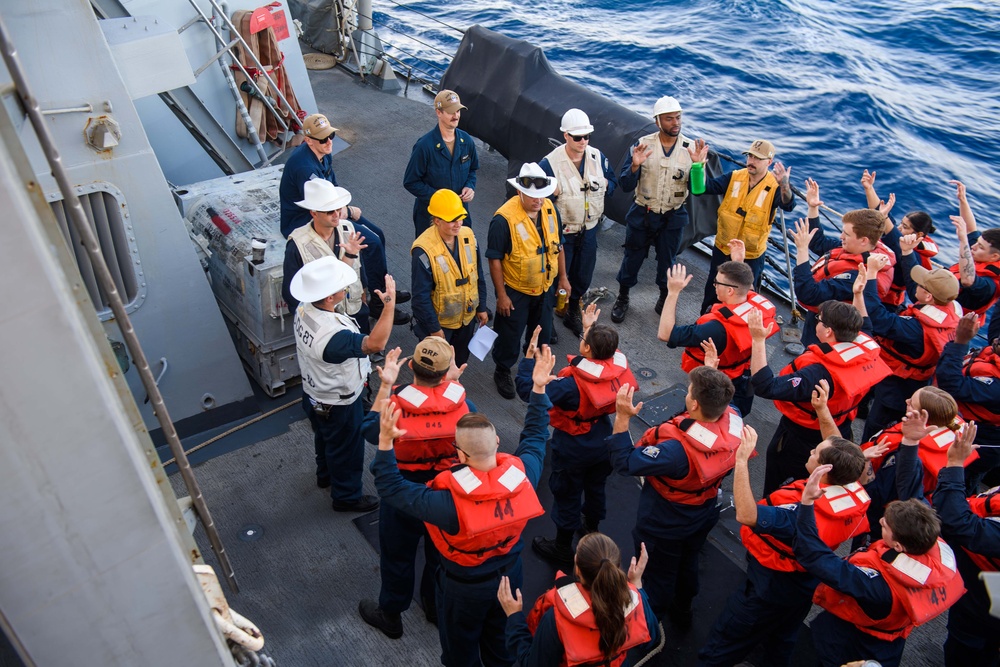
[545, 144, 608, 234]
[633, 132, 693, 214]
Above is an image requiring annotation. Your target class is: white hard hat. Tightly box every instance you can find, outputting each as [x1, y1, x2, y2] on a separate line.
[652, 96, 682, 117]
[560, 108, 594, 136]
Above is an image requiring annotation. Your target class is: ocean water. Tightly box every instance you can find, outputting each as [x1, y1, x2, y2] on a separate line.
[376, 0, 1000, 265]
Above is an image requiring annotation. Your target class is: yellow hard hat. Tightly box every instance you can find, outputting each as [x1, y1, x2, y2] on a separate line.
[427, 189, 468, 222]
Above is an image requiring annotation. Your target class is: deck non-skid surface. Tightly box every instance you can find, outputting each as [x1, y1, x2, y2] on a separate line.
[173, 64, 948, 666]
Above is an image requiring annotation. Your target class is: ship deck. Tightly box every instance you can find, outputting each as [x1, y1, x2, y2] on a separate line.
[169, 63, 947, 666]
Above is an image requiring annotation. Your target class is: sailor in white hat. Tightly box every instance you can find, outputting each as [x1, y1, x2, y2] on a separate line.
[290, 256, 397, 513]
[486, 162, 570, 398]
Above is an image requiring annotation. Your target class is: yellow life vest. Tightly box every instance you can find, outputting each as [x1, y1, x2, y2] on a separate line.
[496, 196, 561, 296]
[715, 169, 780, 260]
[288, 221, 364, 315]
[412, 226, 480, 329]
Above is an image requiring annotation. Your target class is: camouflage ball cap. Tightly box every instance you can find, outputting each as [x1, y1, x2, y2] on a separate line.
[413, 336, 453, 372]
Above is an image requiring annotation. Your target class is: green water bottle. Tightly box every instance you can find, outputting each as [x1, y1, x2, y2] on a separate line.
[690, 162, 706, 195]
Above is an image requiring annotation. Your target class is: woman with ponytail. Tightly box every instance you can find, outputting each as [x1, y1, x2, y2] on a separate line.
[498, 533, 660, 666]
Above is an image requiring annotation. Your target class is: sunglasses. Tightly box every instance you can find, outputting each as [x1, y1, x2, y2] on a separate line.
[313, 133, 334, 144]
[713, 280, 739, 288]
[517, 176, 550, 189]
[569, 134, 591, 142]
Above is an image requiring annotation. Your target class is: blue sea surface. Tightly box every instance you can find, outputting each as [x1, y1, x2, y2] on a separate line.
[377, 0, 1000, 266]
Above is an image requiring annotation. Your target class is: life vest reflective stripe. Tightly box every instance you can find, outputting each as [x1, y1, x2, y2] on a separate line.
[949, 260, 1000, 323]
[530, 577, 651, 667]
[546, 144, 608, 234]
[715, 170, 779, 260]
[425, 454, 544, 567]
[862, 420, 976, 497]
[799, 243, 896, 313]
[774, 334, 891, 429]
[813, 539, 965, 641]
[549, 352, 639, 436]
[680, 292, 778, 379]
[958, 346, 1000, 426]
[639, 408, 743, 505]
[966, 490, 1000, 572]
[742, 480, 871, 572]
[412, 226, 481, 329]
[633, 132, 692, 215]
[389, 382, 469, 472]
[294, 303, 370, 405]
[497, 196, 561, 296]
[877, 302, 961, 381]
[289, 220, 364, 315]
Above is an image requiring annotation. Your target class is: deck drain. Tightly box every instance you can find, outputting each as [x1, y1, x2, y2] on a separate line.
[634, 367, 656, 380]
[239, 524, 264, 542]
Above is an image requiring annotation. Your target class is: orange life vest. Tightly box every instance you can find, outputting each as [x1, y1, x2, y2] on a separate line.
[774, 334, 891, 429]
[549, 352, 639, 436]
[742, 480, 871, 573]
[638, 408, 743, 505]
[425, 454, 544, 567]
[680, 292, 778, 379]
[863, 421, 977, 497]
[958, 346, 1000, 426]
[949, 260, 1000, 322]
[965, 488, 1000, 573]
[800, 243, 896, 313]
[389, 382, 469, 472]
[877, 302, 961, 381]
[886, 238, 940, 307]
[527, 575, 652, 667]
[813, 539, 964, 641]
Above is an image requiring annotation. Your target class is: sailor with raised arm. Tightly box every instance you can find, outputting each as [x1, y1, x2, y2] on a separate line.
[372, 344, 556, 667]
[290, 256, 395, 512]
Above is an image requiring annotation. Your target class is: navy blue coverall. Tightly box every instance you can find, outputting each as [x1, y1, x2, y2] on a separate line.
[403, 125, 478, 234]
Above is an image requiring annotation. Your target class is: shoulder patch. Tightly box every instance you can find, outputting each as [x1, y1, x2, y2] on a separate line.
[641, 446, 660, 459]
[789, 377, 802, 388]
[975, 376, 995, 385]
[857, 566, 881, 579]
[834, 274, 852, 280]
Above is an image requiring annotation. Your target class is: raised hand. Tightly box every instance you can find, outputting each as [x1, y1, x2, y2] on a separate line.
[628, 542, 649, 588]
[736, 425, 758, 463]
[853, 262, 868, 295]
[860, 169, 876, 191]
[700, 338, 719, 369]
[727, 239, 747, 264]
[801, 464, 832, 505]
[378, 405, 407, 450]
[899, 233, 920, 254]
[532, 345, 557, 388]
[900, 406, 934, 443]
[950, 214, 969, 238]
[865, 436, 891, 462]
[446, 345, 467, 382]
[687, 138, 709, 163]
[955, 312, 979, 345]
[666, 264, 693, 293]
[615, 384, 644, 420]
[376, 347, 407, 386]
[373, 274, 396, 308]
[342, 230, 368, 256]
[772, 161, 791, 185]
[497, 576, 523, 616]
[949, 179, 968, 203]
[811, 378, 831, 412]
[525, 325, 542, 359]
[806, 177, 823, 209]
[581, 303, 600, 330]
[632, 143, 653, 169]
[748, 308, 775, 341]
[792, 218, 817, 252]
[878, 193, 896, 219]
[866, 253, 890, 277]
[947, 421, 978, 467]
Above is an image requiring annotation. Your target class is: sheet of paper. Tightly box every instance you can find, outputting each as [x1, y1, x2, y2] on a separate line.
[468, 326, 498, 361]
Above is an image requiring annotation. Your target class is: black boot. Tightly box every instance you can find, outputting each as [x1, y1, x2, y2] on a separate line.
[532, 529, 575, 570]
[611, 286, 630, 323]
[494, 366, 515, 399]
[358, 599, 403, 639]
[654, 287, 670, 315]
[575, 515, 600, 539]
[563, 298, 583, 338]
[369, 296, 412, 325]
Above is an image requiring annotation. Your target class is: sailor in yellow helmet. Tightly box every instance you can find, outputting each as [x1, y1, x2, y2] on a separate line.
[487, 162, 569, 399]
[411, 189, 489, 366]
[689, 138, 795, 314]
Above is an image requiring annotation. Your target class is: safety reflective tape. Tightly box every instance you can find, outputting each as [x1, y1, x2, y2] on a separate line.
[443, 382, 465, 404]
[398, 385, 429, 407]
[892, 553, 932, 585]
[452, 466, 483, 494]
[497, 465, 527, 492]
[557, 583, 591, 619]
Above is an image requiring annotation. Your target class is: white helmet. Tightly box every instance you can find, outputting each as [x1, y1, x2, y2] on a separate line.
[652, 96, 682, 118]
[560, 108, 594, 135]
